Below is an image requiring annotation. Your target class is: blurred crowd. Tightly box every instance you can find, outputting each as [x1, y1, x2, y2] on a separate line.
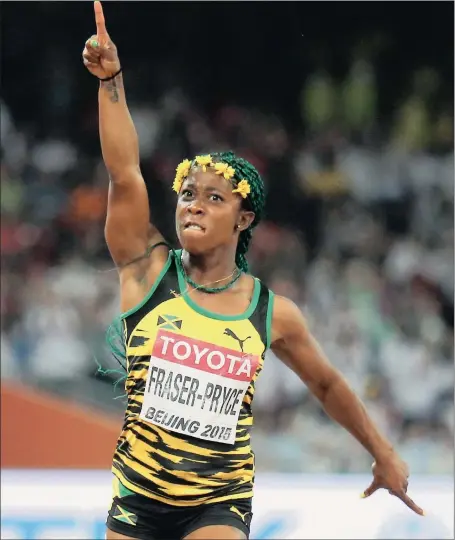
[1, 48, 453, 475]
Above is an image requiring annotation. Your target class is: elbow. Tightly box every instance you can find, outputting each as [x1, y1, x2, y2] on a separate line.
[106, 164, 142, 184]
[311, 371, 343, 405]
[101, 146, 140, 179]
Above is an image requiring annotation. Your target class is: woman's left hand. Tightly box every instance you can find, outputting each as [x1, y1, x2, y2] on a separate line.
[362, 453, 424, 515]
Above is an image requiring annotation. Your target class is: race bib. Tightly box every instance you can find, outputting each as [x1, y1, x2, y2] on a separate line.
[139, 329, 259, 445]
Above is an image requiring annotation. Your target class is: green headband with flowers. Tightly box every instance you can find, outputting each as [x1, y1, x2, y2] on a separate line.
[172, 155, 251, 199]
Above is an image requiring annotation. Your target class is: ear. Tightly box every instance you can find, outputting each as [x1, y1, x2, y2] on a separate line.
[236, 210, 255, 232]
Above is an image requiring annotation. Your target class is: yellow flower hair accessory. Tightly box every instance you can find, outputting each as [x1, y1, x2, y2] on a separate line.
[172, 156, 250, 199]
[214, 162, 236, 180]
[172, 158, 192, 193]
[172, 177, 183, 194]
[232, 179, 251, 199]
[195, 155, 213, 172]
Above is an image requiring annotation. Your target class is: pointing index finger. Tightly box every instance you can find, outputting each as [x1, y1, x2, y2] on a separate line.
[94, 1, 108, 40]
[396, 491, 425, 516]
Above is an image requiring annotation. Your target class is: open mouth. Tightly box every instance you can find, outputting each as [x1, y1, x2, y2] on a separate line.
[183, 222, 205, 231]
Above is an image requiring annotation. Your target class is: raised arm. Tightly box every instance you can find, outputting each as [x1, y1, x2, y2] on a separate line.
[82, 2, 167, 276]
[270, 295, 425, 516]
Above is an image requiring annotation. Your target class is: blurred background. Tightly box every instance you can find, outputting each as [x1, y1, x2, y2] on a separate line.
[1, 3, 454, 536]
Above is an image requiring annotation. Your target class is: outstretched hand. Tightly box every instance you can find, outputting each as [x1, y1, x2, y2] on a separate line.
[362, 454, 424, 516]
[82, 1, 121, 79]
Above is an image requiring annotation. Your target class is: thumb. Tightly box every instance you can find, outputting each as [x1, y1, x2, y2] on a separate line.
[362, 480, 380, 499]
[89, 38, 115, 61]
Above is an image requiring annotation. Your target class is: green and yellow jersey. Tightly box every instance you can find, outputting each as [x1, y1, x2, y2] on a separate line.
[112, 250, 274, 506]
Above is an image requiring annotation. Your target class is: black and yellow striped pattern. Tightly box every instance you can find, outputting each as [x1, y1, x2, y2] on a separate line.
[111, 252, 273, 506]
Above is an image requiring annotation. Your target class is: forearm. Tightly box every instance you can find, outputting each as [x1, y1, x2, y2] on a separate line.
[99, 73, 139, 176]
[320, 376, 394, 462]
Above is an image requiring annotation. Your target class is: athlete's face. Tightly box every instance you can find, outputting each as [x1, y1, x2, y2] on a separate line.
[175, 169, 254, 255]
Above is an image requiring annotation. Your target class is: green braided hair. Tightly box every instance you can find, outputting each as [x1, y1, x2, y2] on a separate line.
[98, 314, 128, 389]
[172, 150, 266, 273]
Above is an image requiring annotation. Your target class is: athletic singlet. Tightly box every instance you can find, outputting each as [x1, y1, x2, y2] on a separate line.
[112, 249, 275, 506]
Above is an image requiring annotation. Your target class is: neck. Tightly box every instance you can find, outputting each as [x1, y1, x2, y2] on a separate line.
[182, 246, 238, 286]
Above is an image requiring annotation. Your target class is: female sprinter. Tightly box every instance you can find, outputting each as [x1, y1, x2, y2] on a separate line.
[82, 3, 424, 539]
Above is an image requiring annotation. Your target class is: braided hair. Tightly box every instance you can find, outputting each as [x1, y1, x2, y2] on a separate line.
[197, 151, 265, 273]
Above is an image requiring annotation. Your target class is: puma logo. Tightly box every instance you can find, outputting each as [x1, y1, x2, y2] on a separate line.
[224, 328, 251, 352]
[229, 505, 249, 522]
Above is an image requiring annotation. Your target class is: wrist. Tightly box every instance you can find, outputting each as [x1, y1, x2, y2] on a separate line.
[373, 444, 396, 464]
[99, 67, 122, 82]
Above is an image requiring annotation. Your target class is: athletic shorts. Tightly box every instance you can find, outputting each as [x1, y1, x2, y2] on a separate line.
[106, 486, 253, 539]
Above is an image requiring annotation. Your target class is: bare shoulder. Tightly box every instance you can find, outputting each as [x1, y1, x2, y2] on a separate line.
[270, 295, 337, 388]
[271, 294, 308, 345]
[118, 231, 171, 313]
[119, 231, 169, 279]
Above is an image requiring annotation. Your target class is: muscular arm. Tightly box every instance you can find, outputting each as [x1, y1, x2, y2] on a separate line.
[82, 2, 169, 312]
[270, 295, 394, 462]
[99, 72, 165, 267]
[85, 1, 166, 270]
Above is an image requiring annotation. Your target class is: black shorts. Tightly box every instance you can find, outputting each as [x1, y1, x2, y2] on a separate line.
[106, 487, 253, 540]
